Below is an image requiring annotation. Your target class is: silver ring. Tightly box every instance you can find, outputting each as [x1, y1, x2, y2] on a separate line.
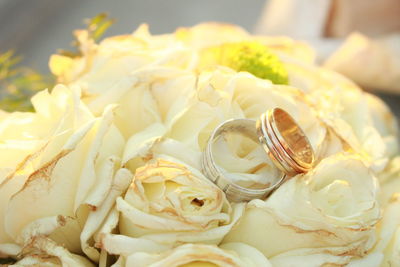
[202, 108, 315, 202]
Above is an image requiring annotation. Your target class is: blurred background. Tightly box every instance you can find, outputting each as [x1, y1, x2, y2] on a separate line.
[0, 0, 399, 118]
[0, 0, 265, 72]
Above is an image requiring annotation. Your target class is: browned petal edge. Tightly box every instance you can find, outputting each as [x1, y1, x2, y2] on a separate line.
[141, 152, 154, 163]
[266, 206, 374, 258]
[96, 233, 106, 251]
[8, 253, 56, 266]
[315, 200, 380, 233]
[24, 215, 74, 246]
[19, 149, 73, 192]
[268, 202, 378, 235]
[160, 205, 220, 230]
[130, 180, 146, 203]
[121, 206, 219, 232]
[257, 207, 338, 238]
[0, 216, 75, 264]
[88, 204, 97, 212]
[0, 142, 50, 187]
[122, 203, 225, 231]
[122, 158, 228, 230]
[20, 236, 49, 257]
[134, 159, 189, 179]
[134, 158, 224, 208]
[335, 245, 367, 257]
[96, 233, 128, 253]
[17, 236, 70, 266]
[121, 136, 162, 170]
[56, 215, 67, 227]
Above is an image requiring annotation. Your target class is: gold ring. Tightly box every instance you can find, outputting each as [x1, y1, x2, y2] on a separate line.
[256, 108, 314, 176]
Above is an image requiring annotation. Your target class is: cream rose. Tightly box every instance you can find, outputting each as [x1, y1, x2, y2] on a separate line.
[50, 23, 319, 130]
[9, 236, 94, 267]
[2, 22, 397, 266]
[116, 153, 244, 249]
[193, 68, 326, 153]
[50, 26, 197, 116]
[0, 85, 94, 247]
[285, 59, 398, 171]
[0, 85, 93, 181]
[0, 85, 129, 263]
[329, 89, 397, 171]
[115, 66, 327, 213]
[110, 243, 271, 267]
[223, 153, 380, 265]
[371, 195, 400, 267]
[377, 157, 400, 206]
[348, 195, 400, 267]
[158, 68, 326, 189]
[52, 42, 238, 150]
[366, 93, 399, 158]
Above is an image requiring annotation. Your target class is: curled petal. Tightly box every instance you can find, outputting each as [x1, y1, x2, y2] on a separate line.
[224, 153, 380, 258]
[122, 242, 271, 267]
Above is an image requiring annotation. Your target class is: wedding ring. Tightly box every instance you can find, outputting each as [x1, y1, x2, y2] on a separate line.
[202, 108, 314, 202]
[257, 108, 314, 176]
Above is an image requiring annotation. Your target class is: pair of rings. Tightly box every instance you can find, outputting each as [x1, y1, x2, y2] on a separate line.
[201, 108, 315, 202]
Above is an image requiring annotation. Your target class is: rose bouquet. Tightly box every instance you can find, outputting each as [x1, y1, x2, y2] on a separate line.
[0, 21, 399, 267]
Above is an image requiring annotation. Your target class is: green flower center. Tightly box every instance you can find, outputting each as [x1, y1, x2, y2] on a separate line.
[199, 41, 289, 85]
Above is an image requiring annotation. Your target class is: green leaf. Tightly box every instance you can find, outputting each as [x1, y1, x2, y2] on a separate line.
[0, 14, 114, 112]
[59, 13, 115, 58]
[0, 50, 54, 112]
[85, 13, 115, 42]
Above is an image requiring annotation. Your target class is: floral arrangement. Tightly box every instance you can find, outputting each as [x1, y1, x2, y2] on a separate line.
[0, 18, 399, 267]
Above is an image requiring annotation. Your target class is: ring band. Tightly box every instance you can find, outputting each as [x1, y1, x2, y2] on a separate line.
[202, 108, 315, 202]
[202, 119, 286, 202]
[257, 109, 314, 176]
